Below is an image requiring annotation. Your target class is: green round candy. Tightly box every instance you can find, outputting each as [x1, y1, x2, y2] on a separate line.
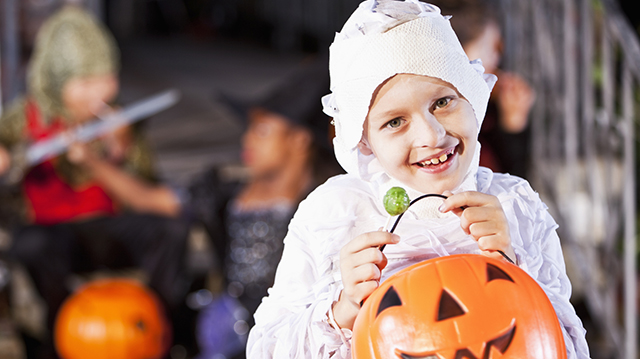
[383, 187, 410, 216]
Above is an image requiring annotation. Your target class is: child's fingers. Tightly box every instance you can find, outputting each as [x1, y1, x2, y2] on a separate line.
[346, 247, 386, 270]
[479, 245, 517, 265]
[439, 191, 499, 213]
[0, 147, 11, 175]
[342, 263, 382, 305]
[340, 232, 393, 304]
[471, 233, 516, 264]
[441, 191, 514, 263]
[353, 280, 380, 304]
[457, 207, 501, 233]
[469, 221, 503, 241]
[459, 217, 495, 238]
[66, 142, 88, 164]
[350, 262, 383, 284]
[476, 233, 510, 252]
[479, 250, 508, 262]
[343, 231, 399, 255]
[460, 205, 502, 223]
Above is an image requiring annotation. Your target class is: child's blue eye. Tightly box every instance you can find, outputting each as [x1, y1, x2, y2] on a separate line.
[386, 118, 403, 128]
[435, 97, 450, 108]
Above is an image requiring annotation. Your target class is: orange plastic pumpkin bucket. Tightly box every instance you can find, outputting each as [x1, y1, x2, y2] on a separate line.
[352, 254, 567, 359]
[54, 278, 171, 359]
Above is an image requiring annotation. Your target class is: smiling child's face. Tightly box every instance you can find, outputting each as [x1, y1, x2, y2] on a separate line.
[361, 74, 478, 194]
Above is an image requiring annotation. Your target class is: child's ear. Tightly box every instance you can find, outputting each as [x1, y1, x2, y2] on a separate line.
[357, 138, 373, 156]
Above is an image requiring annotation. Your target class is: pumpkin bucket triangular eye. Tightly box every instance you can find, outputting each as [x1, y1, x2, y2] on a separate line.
[376, 286, 402, 316]
[437, 289, 466, 321]
[486, 263, 514, 283]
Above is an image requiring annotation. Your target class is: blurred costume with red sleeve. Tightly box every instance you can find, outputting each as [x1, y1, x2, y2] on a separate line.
[0, 6, 189, 358]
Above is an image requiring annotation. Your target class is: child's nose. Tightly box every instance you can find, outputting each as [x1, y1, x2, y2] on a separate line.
[412, 112, 446, 147]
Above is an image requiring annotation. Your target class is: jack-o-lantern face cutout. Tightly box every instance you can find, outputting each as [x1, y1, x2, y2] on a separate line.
[352, 254, 567, 359]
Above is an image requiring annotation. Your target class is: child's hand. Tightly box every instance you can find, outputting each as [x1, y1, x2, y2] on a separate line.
[67, 142, 95, 165]
[333, 230, 399, 330]
[440, 191, 516, 263]
[0, 145, 11, 175]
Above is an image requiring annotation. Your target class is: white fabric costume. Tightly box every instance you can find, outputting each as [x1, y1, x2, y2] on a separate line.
[246, 1, 590, 358]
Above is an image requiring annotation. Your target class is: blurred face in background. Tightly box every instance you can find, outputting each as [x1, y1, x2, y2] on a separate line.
[242, 108, 308, 179]
[463, 21, 502, 74]
[61, 73, 119, 124]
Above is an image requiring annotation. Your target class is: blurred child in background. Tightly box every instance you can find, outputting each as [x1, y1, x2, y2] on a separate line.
[0, 5, 189, 359]
[188, 56, 341, 359]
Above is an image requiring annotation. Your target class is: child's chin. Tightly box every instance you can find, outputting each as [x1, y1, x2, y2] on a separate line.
[412, 177, 459, 195]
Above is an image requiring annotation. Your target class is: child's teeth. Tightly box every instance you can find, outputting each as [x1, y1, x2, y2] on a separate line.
[419, 153, 450, 166]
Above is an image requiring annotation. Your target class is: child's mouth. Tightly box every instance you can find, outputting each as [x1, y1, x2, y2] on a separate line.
[414, 147, 455, 168]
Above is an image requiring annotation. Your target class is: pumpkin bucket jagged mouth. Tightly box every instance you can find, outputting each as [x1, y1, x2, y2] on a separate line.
[394, 320, 516, 359]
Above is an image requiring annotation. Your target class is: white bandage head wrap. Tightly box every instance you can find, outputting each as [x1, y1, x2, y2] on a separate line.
[322, 0, 497, 190]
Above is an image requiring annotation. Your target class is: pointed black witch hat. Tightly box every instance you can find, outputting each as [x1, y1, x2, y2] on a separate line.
[213, 53, 333, 151]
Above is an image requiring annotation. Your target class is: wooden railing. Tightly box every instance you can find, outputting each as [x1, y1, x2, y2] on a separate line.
[498, 0, 638, 357]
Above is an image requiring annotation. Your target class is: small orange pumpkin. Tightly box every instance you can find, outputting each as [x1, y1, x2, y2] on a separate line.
[353, 254, 567, 359]
[54, 278, 171, 359]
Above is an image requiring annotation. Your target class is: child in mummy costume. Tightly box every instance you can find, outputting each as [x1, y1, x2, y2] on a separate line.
[246, 1, 590, 358]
